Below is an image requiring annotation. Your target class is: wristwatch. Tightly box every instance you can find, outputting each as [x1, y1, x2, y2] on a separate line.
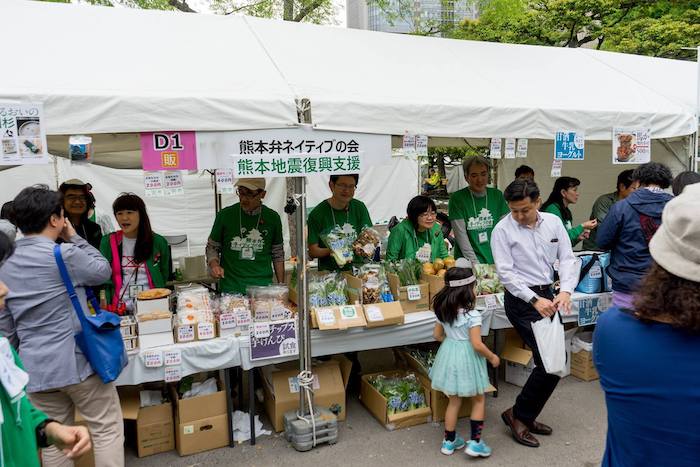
[529, 295, 540, 306]
[36, 418, 57, 448]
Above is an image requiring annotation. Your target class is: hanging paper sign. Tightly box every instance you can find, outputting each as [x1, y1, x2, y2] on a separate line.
[144, 172, 165, 197]
[142, 350, 164, 368]
[164, 366, 182, 383]
[402, 132, 416, 157]
[555, 131, 585, 160]
[164, 349, 182, 366]
[415, 135, 429, 157]
[0, 102, 49, 165]
[140, 131, 198, 171]
[164, 171, 184, 196]
[489, 138, 502, 159]
[551, 160, 562, 178]
[504, 138, 516, 159]
[516, 139, 528, 158]
[612, 128, 651, 164]
[250, 319, 298, 361]
[215, 168, 235, 194]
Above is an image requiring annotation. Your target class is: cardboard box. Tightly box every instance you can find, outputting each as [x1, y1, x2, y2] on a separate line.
[360, 370, 432, 430]
[137, 297, 170, 316]
[571, 350, 598, 381]
[362, 302, 404, 328]
[261, 357, 352, 432]
[387, 274, 430, 313]
[140, 332, 174, 349]
[170, 379, 228, 456]
[421, 272, 445, 304]
[119, 387, 175, 458]
[312, 305, 366, 330]
[342, 273, 363, 305]
[501, 329, 535, 387]
[394, 349, 495, 422]
[137, 313, 173, 335]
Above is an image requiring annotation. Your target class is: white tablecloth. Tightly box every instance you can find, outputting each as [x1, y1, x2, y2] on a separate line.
[115, 335, 241, 386]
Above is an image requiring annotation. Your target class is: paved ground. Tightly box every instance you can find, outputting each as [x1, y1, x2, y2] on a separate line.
[126, 377, 607, 467]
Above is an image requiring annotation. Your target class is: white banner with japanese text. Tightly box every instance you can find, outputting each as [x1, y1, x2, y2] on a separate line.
[0, 102, 49, 165]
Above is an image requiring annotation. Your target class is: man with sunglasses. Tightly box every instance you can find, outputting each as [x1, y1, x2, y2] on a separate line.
[206, 178, 284, 294]
[308, 174, 372, 271]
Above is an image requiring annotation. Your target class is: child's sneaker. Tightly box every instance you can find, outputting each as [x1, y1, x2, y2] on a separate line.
[465, 439, 492, 458]
[440, 435, 466, 455]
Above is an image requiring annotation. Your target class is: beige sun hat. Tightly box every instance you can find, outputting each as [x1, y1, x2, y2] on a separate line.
[235, 178, 266, 191]
[649, 183, 700, 282]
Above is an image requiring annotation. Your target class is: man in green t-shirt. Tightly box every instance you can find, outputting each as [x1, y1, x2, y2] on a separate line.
[308, 174, 373, 271]
[449, 155, 509, 265]
[206, 178, 285, 294]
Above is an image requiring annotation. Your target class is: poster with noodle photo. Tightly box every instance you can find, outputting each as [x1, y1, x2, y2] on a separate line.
[612, 128, 651, 165]
[0, 102, 49, 165]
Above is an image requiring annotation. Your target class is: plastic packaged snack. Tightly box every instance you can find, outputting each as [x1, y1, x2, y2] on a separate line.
[352, 227, 381, 259]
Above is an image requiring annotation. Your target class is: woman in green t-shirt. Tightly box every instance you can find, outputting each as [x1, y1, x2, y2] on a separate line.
[541, 176, 597, 246]
[386, 195, 448, 263]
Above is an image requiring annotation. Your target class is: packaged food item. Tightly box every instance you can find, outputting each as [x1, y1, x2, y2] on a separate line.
[308, 273, 348, 308]
[352, 227, 381, 259]
[217, 294, 250, 313]
[137, 288, 172, 300]
[176, 287, 214, 325]
[357, 263, 392, 304]
[320, 224, 356, 267]
[247, 285, 294, 321]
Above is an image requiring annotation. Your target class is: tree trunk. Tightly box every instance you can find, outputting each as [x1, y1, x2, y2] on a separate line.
[284, 0, 294, 21]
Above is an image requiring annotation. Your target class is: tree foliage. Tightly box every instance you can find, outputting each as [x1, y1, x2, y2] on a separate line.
[450, 0, 700, 60]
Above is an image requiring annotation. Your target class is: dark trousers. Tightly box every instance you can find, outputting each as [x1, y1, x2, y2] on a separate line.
[504, 289, 561, 424]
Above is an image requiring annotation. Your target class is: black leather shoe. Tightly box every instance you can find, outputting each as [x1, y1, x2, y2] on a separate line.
[501, 408, 540, 448]
[527, 420, 553, 436]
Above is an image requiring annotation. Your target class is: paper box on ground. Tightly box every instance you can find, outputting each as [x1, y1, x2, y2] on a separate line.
[501, 329, 535, 387]
[570, 331, 598, 381]
[362, 302, 404, 328]
[360, 370, 432, 431]
[312, 305, 366, 330]
[387, 274, 430, 313]
[137, 298, 170, 316]
[170, 378, 228, 456]
[261, 357, 352, 432]
[394, 349, 495, 422]
[119, 387, 175, 458]
[137, 312, 172, 335]
[139, 332, 174, 349]
[421, 272, 445, 304]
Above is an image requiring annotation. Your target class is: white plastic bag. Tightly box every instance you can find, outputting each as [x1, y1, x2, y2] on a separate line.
[531, 312, 566, 375]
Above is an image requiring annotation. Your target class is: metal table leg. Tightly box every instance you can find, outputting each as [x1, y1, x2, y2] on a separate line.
[249, 370, 256, 446]
[224, 367, 235, 447]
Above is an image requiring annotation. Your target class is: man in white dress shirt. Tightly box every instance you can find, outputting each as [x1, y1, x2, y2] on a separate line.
[491, 178, 578, 448]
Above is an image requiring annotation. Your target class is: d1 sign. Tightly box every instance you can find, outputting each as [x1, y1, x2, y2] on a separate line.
[141, 131, 198, 171]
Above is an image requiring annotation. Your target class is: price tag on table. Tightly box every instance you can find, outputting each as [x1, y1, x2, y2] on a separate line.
[270, 305, 288, 321]
[253, 322, 271, 339]
[339, 305, 358, 320]
[235, 308, 252, 327]
[219, 312, 236, 330]
[197, 322, 215, 340]
[364, 305, 384, 322]
[164, 349, 181, 366]
[142, 350, 163, 368]
[484, 294, 499, 311]
[177, 325, 195, 342]
[317, 309, 336, 326]
[164, 366, 182, 383]
[406, 285, 422, 301]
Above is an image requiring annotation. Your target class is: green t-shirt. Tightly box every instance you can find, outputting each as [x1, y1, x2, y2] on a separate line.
[448, 186, 509, 264]
[307, 199, 372, 271]
[386, 219, 448, 262]
[543, 203, 584, 246]
[209, 203, 283, 294]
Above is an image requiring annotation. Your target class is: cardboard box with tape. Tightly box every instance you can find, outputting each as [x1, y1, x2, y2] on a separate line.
[360, 370, 432, 431]
[261, 356, 352, 432]
[119, 387, 175, 458]
[312, 304, 366, 330]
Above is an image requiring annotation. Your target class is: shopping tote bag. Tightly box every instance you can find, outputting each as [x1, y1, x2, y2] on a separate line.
[531, 312, 567, 375]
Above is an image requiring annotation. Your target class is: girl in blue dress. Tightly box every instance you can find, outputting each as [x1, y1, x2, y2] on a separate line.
[429, 259, 500, 458]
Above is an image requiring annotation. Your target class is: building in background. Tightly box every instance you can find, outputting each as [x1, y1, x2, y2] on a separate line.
[347, 0, 480, 35]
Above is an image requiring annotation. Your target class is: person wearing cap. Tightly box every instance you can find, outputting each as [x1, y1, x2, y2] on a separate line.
[308, 174, 372, 272]
[596, 162, 673, 309]
[206, 178, 284, 294]
[58, 179, 103, 250]
[449, 156, 509, 266]
[491, 178, 578, 449]
[594, 183, 700, 467]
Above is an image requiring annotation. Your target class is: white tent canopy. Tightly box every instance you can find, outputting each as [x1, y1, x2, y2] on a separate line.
[0, 1, 299, 134]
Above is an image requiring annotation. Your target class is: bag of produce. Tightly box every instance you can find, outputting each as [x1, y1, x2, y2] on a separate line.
[386, 258, 423, 287]
[473, 264, 504, 295]
[320, 224, 356, 267]
[356, 263, 393, 304]
[352, 227, 381, 259]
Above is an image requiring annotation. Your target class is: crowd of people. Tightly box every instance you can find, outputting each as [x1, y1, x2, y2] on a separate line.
[0, 158, 697, 465]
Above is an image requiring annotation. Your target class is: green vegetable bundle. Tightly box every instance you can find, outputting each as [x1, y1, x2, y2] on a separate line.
[385, 258, 423, 286]
[474, 263, 504, 295]
[369, 373, 427, 415]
